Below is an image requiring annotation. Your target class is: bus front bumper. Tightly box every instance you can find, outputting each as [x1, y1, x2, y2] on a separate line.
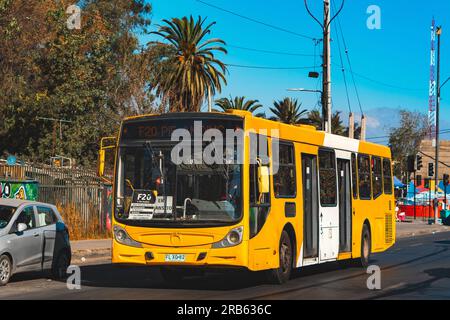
[111, 239, 249, 268]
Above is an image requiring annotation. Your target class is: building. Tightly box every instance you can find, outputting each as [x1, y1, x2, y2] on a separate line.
[416, 139, 450, 183]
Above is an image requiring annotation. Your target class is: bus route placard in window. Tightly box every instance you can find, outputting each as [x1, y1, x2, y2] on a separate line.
[128, 190, 173, 220]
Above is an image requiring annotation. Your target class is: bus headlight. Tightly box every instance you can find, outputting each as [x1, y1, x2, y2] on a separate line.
[113, 225, 142, 248]
[212, 226, 243, 248]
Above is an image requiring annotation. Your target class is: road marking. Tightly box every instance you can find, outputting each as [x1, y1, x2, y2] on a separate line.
[409, 243, 423, 247]
[383, 282, 407, 291]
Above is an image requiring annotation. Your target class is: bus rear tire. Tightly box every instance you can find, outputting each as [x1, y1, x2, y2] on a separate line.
[359, 224, 371, 268]
[266, 231, 292, 285]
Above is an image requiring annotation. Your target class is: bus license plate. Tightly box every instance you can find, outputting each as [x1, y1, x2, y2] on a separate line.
[165, 254, 185, 262]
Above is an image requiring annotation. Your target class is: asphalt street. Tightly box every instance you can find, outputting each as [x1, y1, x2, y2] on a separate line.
[1, 231, 450, 300]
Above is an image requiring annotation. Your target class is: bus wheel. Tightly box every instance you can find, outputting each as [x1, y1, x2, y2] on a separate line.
[359, 224, 371, 267]
[160, 267, 184, 284]
[266, 231, 292, 284]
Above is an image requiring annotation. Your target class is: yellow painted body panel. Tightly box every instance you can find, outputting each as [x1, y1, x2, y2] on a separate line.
[110, 111, 396, 272]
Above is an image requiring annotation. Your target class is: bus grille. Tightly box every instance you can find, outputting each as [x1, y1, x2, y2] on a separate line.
[385, 214, 393, 244]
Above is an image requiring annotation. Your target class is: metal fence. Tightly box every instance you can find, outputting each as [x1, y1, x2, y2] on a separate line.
[0, 160, 112, 232]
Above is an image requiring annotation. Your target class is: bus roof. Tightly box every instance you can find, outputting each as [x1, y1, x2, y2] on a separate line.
[122, 110, 391, 158]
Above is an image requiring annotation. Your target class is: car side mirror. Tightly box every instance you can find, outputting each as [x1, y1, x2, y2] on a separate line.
[17, 223, 28, 233]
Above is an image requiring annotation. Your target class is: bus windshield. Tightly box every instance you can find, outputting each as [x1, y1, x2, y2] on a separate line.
[115, 144, 242, 225]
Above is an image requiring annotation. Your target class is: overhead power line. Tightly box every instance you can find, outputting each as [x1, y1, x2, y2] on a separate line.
[350, 71, 423, 92]
[332, 0, 363, 116]
[226, 64, 319, 70]
[367, 128, 450, 141]
[332, 7, 351, 114]
[227, 44, 316, 57]
[196, 0, 316, 40]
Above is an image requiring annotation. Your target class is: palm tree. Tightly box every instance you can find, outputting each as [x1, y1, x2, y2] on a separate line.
[331, 111, 346, 136]
[307, 109, 322, 129]
[307, 109, 347, 135]
[269, 98, 308, 125]
[215, 96, 263, 114]
[153, 16, 227, 112]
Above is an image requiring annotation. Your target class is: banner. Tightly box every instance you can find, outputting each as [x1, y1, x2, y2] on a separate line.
[0, 180, 39, 201]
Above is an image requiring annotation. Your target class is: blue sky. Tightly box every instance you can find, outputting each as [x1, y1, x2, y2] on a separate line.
[142, 0, 450, 143]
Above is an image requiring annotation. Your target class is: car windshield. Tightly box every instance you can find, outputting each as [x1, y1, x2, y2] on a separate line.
[0, 205, 16, 229]
[115, 144, 242, 225]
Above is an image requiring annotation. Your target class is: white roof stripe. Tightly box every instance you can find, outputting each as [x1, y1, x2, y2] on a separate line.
[323, 133, 360, 153]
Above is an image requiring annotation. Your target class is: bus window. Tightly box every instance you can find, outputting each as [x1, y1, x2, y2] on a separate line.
[372, 156, 382, 199]
[358, 154, 372, 200]
[351, 153, 358, 199]
[273, 143, 296, 198]
[319, 149, 337, 206]
[249, 133, 270, 238]
[383, 158, 393, 194]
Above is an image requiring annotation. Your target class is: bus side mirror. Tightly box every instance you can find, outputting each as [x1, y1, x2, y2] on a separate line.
[98, 136, 117, 183]
[258, 165, 270, 194]
[98, 149, 106, 177]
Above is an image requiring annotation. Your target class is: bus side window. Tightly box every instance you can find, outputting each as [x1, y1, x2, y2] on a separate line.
[372, 156, 382, 199]
[273, 143, 296, 198]
[318, 149, 337, 206]
[351, 153, 358, 199]
[383, 158, 393, 194]
[249, 133, 270, 238]
[358, 154, 372, 200]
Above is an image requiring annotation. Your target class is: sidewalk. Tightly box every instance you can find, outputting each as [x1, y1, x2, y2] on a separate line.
[71, 239, 111, 264]
[396, 220, 450, 238]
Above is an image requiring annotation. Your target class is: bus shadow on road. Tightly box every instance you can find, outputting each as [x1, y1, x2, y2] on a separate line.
[70, 261, 367, 291]
[367, 267, 450, 299]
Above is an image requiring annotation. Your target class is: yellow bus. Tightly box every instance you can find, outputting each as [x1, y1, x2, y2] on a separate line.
[98, 110, 395, 284]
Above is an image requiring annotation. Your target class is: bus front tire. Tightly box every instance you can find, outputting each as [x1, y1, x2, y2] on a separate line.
[266, 230, 292, 285]
[359, 224, 371, 268]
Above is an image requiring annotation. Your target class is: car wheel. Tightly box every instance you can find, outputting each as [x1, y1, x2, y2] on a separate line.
[0, 255, 12, 286]
[266, 230, 293, 284]
[359, 224, 371, 268]
[52, 250, 71, 280]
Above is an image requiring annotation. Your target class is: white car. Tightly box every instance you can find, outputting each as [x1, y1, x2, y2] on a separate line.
[0, 199, 71, 285]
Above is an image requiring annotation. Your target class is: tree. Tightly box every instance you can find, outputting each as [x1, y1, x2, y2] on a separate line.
[307, 108, 346, 135]
[153, 16, 227, 112]
[330, 111, 346, 136]
[270, 98, 308, 125]
[389, 110, 429, 179]
[215, 96, 263, 114]
[0, 0, 155, 166]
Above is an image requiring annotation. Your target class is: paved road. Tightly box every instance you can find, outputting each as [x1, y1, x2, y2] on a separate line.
[1, 232, 450, 300]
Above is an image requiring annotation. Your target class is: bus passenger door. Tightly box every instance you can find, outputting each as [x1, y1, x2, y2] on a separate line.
[337, 159, 352, 253]
[318, 149, 339, 262]
[301, 154, 319, 262]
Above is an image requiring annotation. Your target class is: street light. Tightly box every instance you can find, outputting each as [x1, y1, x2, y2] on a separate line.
[287, 88, 323, 94]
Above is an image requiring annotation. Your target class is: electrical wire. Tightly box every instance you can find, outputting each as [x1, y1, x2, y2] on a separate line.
[196, 0, 316, 40]
[331, 4, 351, 114]
[227, 44, 315, 57]
[225, 64, 319, 70]
[332, 0, 364, 116]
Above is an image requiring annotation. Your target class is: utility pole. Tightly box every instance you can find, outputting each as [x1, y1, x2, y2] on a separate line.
[348, 112, 354, 139]
[322, 0, 332, 133]
[435, 26, 442, 224]
[208, 87, 212, 113]
[305, 0, 344, 133]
